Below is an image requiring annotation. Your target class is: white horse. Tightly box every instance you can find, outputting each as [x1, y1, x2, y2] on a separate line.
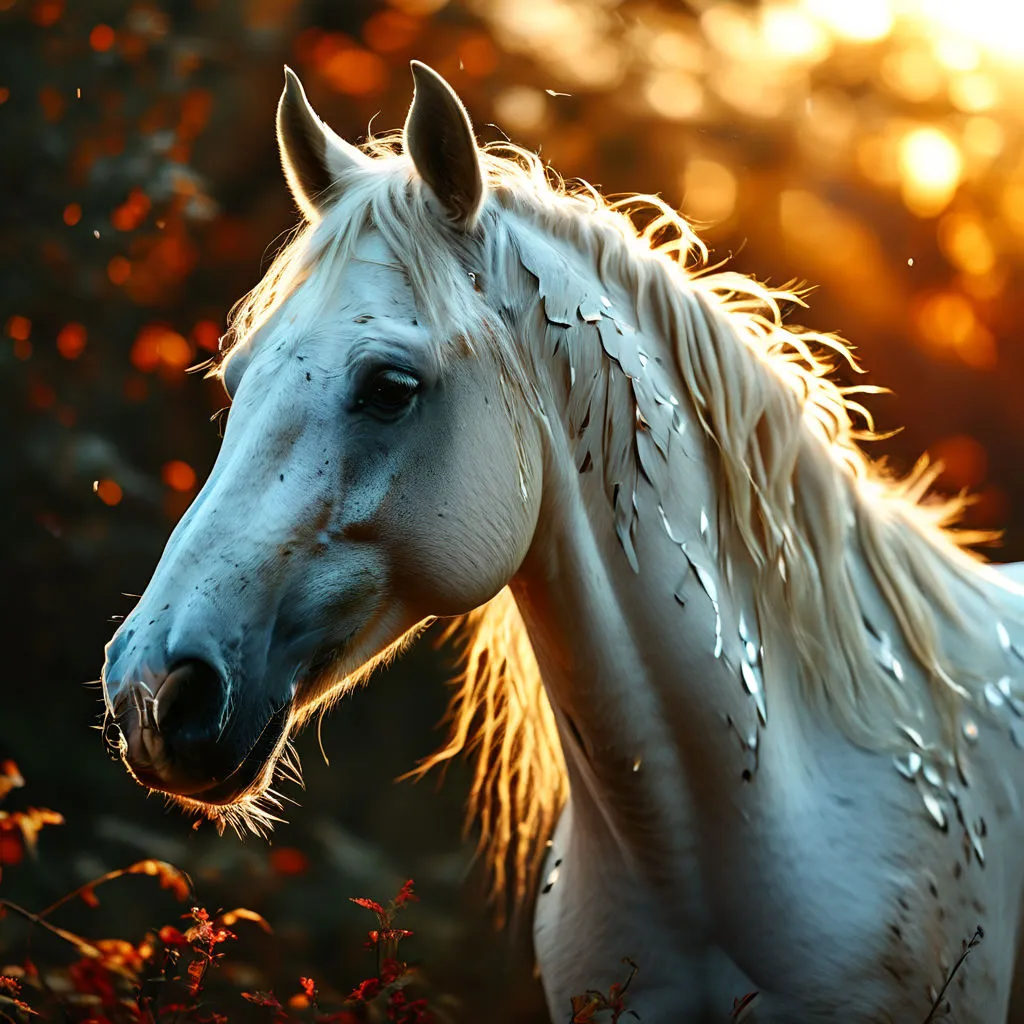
[101, 62, 1024, 1023]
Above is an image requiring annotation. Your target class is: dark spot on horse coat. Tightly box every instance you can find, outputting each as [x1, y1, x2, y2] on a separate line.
[541, 858, 563, 895]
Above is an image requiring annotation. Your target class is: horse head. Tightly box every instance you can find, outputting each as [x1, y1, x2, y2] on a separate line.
[100, 64, 543, 821]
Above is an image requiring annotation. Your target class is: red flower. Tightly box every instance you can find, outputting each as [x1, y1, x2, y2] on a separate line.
[393, 881, 417, 909]
[381, 958, 404, 985]
[184, 906, 235, 949]
[69, 959, 117, 1006]
[300, 977, 316, 1000]
[349, 898, 386, 917]
[348, 977, 381, 1002]
[386, 990, 432, 1024]
[158, 926, 189, 947]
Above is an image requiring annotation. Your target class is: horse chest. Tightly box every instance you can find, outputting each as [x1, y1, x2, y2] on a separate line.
[533, 752, 1018, 1023]
[693, 735, 1022, 1022]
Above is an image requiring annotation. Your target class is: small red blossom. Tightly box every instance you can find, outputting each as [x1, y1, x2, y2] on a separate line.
[386, 989, 432, 1024]
[348, 977, 381, 1002]
[68, 958, 118, 1006]
[0, 976, 20, 997]
[184, 906, 235, 947]
[380, 958, 404, 985]
[158, 925, 189, 947]
[393, 880, 417, 909]
[300, 976, 316, 1000]
[349, 897, 385, 917]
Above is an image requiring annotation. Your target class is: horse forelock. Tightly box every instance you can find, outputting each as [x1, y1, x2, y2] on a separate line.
[214, 130, 1021, 919]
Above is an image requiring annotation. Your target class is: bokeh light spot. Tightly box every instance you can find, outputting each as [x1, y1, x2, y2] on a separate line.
[89, 24, 116, 52]
[493, 86, 547, 132]
[937, 214, 996, 277]
[914, 291, 996, 368]
[760, 5, 831, 62]
[29, 381, 56, 409]
[192, 320, 221, 352]
[929, 434, 987, 489]
[803, 0, 893, 42]
[162, 460, 197, 492]
[321, 47, 387, 97]
[31, 0, 62, 27]
[110, 188, 151, 232]
[459, 34, 499, 76]
[682, 159, 738, 225]
[56, 322, 87, 360]
[130, 325, 192, 373]
[107, 256, 131, 285]
[362, 10, 421, 53]
[949, 72, 999, 113]
[645, 70, 703, 121]
[39, 86, 64, 122]
[270, 846, 309, 875]
[93, 478, 123, 506]
[63, 202, 81, 226]
[7, 315, 31, 341]
[898, 127, 961, 217]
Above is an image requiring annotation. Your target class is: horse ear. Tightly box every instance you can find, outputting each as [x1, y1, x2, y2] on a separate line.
[276, 66, 370, 220]
[404, 61, 484, 231]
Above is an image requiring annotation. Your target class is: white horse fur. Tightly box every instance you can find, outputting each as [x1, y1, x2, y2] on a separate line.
[100, 62, 1024, 1022]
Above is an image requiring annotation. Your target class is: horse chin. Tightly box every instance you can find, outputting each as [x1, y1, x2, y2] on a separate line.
[157, 704, 298, 836]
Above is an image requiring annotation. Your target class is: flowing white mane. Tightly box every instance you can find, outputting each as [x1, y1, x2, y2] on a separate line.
[222, 134, 1017, 915]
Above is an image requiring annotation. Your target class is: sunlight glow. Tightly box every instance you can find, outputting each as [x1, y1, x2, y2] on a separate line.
[803, 0, 894, 43]
[898, 127, 962, 217]
[760, 5, 831, 62]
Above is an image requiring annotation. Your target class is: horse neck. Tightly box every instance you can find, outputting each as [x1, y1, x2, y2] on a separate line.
[506, 245, 795, 849]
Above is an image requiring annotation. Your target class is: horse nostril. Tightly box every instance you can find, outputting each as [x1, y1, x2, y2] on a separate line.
[154, 659, 228, 755]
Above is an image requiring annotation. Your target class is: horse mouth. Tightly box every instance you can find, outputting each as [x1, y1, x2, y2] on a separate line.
[122, 700, 293, 809]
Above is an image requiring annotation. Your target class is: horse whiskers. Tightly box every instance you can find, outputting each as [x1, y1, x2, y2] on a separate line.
[167, 788, 290, 842]
[214, 688, 237, 743]
[279, 740, 305, 790]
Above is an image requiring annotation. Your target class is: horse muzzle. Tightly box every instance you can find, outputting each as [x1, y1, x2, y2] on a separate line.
[103, 647, 290, 805]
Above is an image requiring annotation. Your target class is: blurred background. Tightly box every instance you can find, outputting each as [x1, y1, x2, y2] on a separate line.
[1, 0, 1022, 1020]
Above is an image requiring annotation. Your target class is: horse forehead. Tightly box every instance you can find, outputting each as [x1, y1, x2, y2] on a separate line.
[323, 230, 415, 316]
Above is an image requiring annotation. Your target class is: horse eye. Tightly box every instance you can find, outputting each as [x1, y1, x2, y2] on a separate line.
[363, 369, 419, 414]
